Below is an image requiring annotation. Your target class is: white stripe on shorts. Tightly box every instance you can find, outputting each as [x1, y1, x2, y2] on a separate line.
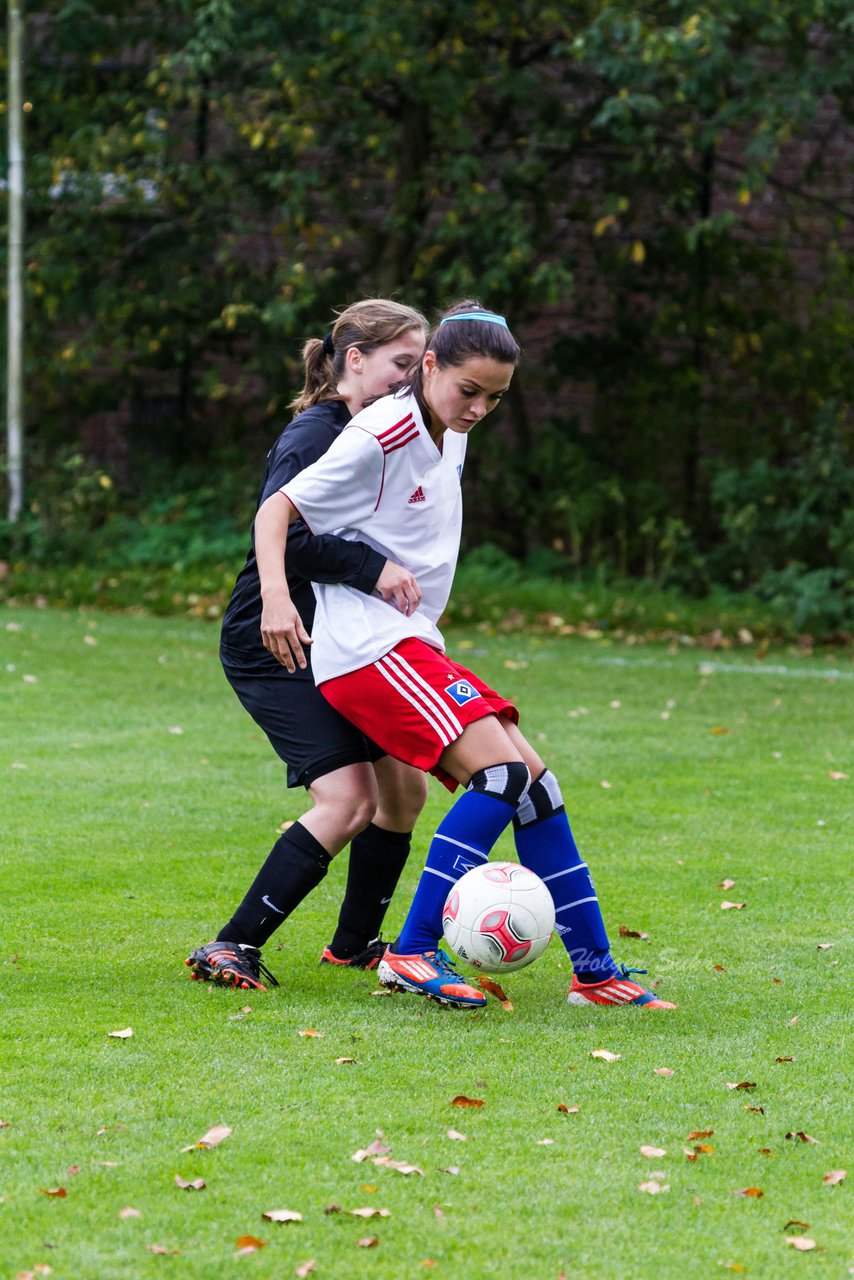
[380, 649, 464, 743]
[375, 658, 457, 747]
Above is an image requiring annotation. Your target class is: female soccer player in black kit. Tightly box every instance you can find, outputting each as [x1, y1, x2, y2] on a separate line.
[186, 300, 429, 991]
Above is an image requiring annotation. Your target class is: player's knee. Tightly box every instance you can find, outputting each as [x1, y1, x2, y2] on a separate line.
[514, 767, 564, 828]
[467, 761, 531, 809]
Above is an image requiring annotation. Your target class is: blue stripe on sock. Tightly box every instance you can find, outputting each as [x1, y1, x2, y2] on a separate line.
[395, 789, 515, 955]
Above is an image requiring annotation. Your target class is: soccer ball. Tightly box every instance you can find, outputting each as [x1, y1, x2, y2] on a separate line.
[442, 861, 556, 974]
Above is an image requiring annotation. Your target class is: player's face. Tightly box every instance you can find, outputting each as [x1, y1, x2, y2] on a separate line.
[422, 353, 514, 438]
[355, 330, 426, 407]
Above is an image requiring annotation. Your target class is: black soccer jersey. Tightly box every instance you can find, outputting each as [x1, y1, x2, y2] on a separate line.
[220, 399, 386, 676]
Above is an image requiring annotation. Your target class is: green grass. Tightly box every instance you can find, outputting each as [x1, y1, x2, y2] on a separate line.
[2, 607, 851, 1279]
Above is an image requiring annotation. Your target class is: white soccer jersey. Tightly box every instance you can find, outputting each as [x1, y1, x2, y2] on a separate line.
[281, 391, 466, 683]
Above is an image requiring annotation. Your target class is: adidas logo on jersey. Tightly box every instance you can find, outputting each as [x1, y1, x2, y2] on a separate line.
[408, 486, 425, 504]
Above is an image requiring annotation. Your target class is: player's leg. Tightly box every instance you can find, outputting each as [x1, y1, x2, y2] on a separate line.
[321, 758, 427, 968]
[503, 722, 676, 1009]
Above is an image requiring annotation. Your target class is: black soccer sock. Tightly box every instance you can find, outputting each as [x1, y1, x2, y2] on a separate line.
[217, 821, 332, 949]
[327, 823, 412, 959]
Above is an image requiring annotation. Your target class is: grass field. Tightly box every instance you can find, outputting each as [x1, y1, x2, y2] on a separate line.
[2, 607, 851, 1279]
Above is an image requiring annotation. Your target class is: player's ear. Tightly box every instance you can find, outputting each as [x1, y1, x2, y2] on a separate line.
[422, 350, 438, 376]
[345, 345, 363, 375]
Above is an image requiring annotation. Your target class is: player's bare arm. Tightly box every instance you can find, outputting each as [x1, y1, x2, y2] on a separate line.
[373, 560, 422, 616]
[255, 492, 312, 672]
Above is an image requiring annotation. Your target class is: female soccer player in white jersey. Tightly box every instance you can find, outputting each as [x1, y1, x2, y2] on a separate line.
[254, 301, 676, 1010]
[185, 300, 430, 992]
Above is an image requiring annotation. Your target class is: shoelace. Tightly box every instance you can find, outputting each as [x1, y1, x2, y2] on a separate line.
[430, 948, 466, 981]
[240, 946, 280, 988]
[618, 964, 649, 980]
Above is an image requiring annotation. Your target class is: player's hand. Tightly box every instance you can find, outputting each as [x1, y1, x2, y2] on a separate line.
[260, 592, 312, 671]
[374, 561, 421, 616]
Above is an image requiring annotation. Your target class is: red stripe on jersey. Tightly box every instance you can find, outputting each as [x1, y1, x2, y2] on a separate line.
[382, 430, 419, 455]
[377, 414, 418, 455]
[377, 411, 414, 444]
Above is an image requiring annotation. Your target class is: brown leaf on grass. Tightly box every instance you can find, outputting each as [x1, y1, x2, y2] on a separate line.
[638, 1180, 668, 1194]
[789, 1016, 799, 1025]
[758, 1148, 773, 1157]
[356, 1237, 379, 1248]
[119, 1207, 141, 1219]
[352, 1136, 391, 1162]
[654, 1067, 674, 1077]
[590, 1049, 621, 1062]
[107, 1028, 133, 1039]
[421, 1261, 438, 1269]
[477, 976, 513, 1010]
[558, 1104, 580, 1114]
[785, 1237, 816, 1251]
[713, 964, 727, 973]
[0, 1120, 11, 1129]
[235, 1236, 266, 1253]
[262, 1209, 303, 1223]
[67, 1166, 80, 1176]
[336, 1057, 357, 1066]
[711, 726, 730, 735]
[786, 1131, 819, 1144]
[733, 1187, 764, 1198]
[823, 1170, 846, 1186]
[687, 1129, 714, 1140]
[174, 1175, 206, 1191]
[783, 1220, 810, 1231]
[295, 1263, 316, 1278]
[726, 1081, 756, 1090]
[720, 901, 746, 910]
[451, 1095, 484, 1108]
[349, 1208, 390, 1219]
[640, 1145, 667, 1158]
[372, 1158, 424, 1176]
[816, 942, 834, 950]
[446, 1129, 467, 1141]
[694, 1144, 715, 1154]
[775, 1057, 795, 1063]
[744, 1105, 765, 1114]
[298, 1028, 325, 1038]
[619, 925, 649, 940]
[323, 1204, 342, 1215]
[181, 1123, 231, 1152]
[39, 1188, 66, 1198]
[718, 879, 736, 890]
[772, 977, 782, 985]
[717, 1263, 745, 1273]
[146, 1245, 180, 1255]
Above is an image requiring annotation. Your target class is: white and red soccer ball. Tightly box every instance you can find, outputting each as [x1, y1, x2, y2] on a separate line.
[442, 861, 556, 974]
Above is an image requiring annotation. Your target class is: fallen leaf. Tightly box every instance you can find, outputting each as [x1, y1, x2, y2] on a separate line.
[758, 1148, 773, 1156]
[421, 1261, 438, 1269]
[295, 1263, 316, 1278]
[107, 1028, 133, 1039]
[784, 1237, 816, 1251]
[827, 771, 847, 781]
[146, 1245, 180, 1255]
[356, 1237, 379, 1248]
[744, 1105, 765, 1114]
[640, 1145, 667, 1158]
[167, 726, 183, 735]
[789, 1016, 799, 1025]
[536, 1138, 555, 1146]
[451, 1095, 484, 1108]
[174, 1175, 206, 1191]
[694, 1143, 715, 1155]
[39, 1188, 66, 1198]
[118, 1207, 141, 1219]
[371, 1158, 424, 1175]
[638, 1180, 668, 1194]
[298, 1028, 325, 1038]
[684, 1148, 699, 1162]
[446, 1129, 467, 1141]
[349, 1207, 390, 1219]
[733, 1187, 764, 1198]
[619, 925, 649, 939]
[726, 1081, 757, 1090]
[262, 1209, 303, 1223]
[775, 1056, 795, 1063]
[351, 1136, 390, 1162]
[786, 1131, 819, 1144]
[438, 1166, 460, 1175]
[721, 901, 746, 910]
[181, 1123, 231, 1152]
[67, 1166, 80, 1176]
[558, 1104, 580, 1114]
[654, 1067, 674, 1077]
[0, 1121, 11, 1129]
[718, 879, 736, 890]
[717, 1263, 745, 1273]
[235, 1235, 266, 1252]
[711, 726, 730, 735]
[783, 1220, 811, 1231]
[323, 1204, 342, 1215]
[336, 1057, 357, 1066]
[687, 1129, 714, 1140]
[433, 1205, 445, 1219]
[591, 1049, 621, 1062]
[816, 942, 834, 951]
[477, 976, 513, 1010]
[772, 977, 782, 984]
[823, 1170, 846, 1186]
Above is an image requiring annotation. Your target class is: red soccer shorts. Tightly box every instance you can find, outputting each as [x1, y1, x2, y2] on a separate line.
[319, 638, 519, 791]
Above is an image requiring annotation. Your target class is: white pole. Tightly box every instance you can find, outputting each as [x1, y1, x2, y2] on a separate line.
[6, 0, 25, 523]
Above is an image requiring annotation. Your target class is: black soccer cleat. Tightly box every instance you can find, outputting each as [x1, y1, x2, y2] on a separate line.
[185, 940, 280, 991]
[319, 936, 388, 970]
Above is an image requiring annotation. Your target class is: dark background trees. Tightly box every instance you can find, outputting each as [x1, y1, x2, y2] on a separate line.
[2, 0, 852, 631]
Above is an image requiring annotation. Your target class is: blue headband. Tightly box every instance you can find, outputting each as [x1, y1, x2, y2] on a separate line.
[439, 311, 509, 329]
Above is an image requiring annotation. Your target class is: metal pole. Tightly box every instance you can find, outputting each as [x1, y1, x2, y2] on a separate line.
[6, 0, 25, 523]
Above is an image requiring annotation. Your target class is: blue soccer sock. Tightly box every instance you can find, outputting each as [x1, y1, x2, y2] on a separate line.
[394, 763, 530, 956]
[513, 769, 619, 983]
